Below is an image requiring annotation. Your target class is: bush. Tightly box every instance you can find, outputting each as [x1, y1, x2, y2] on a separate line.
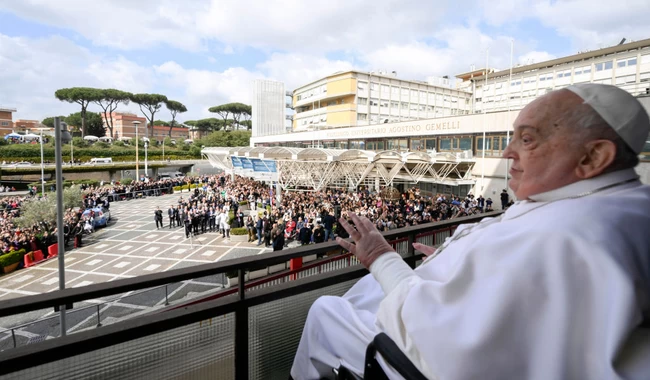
[225, 270, 239, 279]
[239, 200, 248, 206]
[173, 186, 183, 192]
[121, 178, 133, 185]
[0, 249, 27, 268]
[230, 227, 247, 235]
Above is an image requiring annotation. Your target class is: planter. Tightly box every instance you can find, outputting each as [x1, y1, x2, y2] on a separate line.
[3, 262, 19, 274]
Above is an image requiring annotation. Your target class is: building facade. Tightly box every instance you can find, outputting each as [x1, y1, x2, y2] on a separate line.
[251, 39, 650, 200]
[292, 70, 472, 132]
[13, 119, 42, 133]
[103, 112, 189, 142]
[0, 107, 16, 136]
[466, 38, 650, 113]
[252, 79, 286, 137]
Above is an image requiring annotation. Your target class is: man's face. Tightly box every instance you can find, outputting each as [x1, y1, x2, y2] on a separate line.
[503, 92, 584, 200]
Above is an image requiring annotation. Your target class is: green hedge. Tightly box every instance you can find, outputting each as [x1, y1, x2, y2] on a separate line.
[1, 163, 167, 176]
[0, 144, 199, 162]
[230, 227, 247, 235]
[0, 249, 27, 268]
[28, 179, 101, 189]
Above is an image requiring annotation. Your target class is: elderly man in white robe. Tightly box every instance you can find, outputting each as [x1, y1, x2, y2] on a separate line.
[290, 83, 650, 380]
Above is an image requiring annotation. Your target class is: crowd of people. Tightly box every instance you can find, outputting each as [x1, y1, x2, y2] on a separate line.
[149, 174, 496, 251]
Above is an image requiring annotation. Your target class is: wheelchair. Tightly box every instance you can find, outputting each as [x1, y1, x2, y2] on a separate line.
[333, 333, 428, 380]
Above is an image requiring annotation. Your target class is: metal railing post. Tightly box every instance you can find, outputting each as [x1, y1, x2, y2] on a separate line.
[234, 269, 249, 380]
[11, 329, 16, 348]
[165, 285, 169, 306]
[96, 304, 102, 327]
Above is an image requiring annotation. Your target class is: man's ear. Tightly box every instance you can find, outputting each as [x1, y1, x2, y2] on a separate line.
[575, 139, 616, 179]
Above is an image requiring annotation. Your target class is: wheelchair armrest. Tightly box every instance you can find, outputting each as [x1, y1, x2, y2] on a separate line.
[366, 333, 428, 380]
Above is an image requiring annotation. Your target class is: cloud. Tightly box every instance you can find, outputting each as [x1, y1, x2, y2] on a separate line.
[533, 0, 650, 50]
[0, 0, 208, 51]
[257, 53, 355, 90]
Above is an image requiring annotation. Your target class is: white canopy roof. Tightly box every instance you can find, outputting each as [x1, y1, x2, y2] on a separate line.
[84, 135, 99, 141]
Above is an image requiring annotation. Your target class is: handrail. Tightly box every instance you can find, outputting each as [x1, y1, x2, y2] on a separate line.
[0, 212, 500, 318]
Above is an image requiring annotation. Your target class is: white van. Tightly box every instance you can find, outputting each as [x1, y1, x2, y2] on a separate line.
[90, 158, 113, 164]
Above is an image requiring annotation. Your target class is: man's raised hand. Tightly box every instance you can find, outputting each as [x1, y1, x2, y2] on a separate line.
[335, 212, 394, 268]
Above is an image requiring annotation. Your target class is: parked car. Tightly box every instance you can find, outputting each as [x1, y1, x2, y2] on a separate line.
[82, 207, 111, 228]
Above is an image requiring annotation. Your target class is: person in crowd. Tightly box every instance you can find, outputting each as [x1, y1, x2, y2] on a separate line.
[154, 207, 163, 229]
[290, 84, 650, 379]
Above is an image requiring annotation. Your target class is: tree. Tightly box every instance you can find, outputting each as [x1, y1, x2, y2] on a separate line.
[240, 120, 252, 130]
[14, 187, 84, 228]
[209, 103, 251, 130]
[130, 93, 168, 138]
[54, 87, 102, 137]
[165, 100, 188, 136]
[95, 89, 131, 139]
[154, 120, 170, 126]
[42, 116, 66, 129]
[65, 112, 105, 137]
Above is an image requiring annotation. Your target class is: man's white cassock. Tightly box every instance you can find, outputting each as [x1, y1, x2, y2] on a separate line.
[291, 168, 650, 379]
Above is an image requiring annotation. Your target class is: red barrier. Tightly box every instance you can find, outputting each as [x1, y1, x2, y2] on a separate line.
[23, 252, 35, 268]
[33, 250, 45, 262]
[47, 244, 58, 258]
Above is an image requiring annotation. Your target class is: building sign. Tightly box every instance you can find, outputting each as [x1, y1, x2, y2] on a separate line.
[240, 157, 253, 170]
[323, 120, 461, 139]
[231, 156, 242, 168]
[250, 158, 277, 172]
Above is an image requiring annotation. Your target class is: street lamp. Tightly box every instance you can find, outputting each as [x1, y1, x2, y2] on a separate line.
[144, 139, 149, 180]
[39, 129, 45, 195]
[133, 120, 141, 181]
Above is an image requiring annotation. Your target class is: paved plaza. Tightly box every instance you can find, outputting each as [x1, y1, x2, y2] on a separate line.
[0, 192, 271, 349]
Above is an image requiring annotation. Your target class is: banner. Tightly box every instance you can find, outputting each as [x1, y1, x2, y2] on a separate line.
[250, 158, 277, 173]
[231, 156, 242, 168]
[241, 157, 253, 170]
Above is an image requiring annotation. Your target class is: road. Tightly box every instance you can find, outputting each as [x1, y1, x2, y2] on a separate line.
[0, 191, 270, 351]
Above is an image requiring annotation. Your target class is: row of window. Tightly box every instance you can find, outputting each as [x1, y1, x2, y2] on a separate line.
[486, 54, 650, 92]
[0, 121, 9, 127]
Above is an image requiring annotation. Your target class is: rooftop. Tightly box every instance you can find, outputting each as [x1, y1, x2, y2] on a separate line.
[469, 37, 650, 82]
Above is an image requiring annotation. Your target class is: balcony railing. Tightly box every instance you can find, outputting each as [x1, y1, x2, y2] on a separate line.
[0, 212, 501, 379]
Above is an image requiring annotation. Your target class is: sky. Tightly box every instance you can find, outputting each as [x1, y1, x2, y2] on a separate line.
[1, 0, 650, 123]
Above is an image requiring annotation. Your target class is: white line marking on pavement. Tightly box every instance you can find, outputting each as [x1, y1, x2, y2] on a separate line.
[144, 264, 160, 271]
[113, 261, 130, 268]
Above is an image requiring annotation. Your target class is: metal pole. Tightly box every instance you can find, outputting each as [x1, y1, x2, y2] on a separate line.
[506, 39, 514, 191]
[70, 139, 73, 164]
[480, 49, 489, 192]
[54, 117, 67, 337]
[11, 329, 16, 348]
[40, 130, 45, 195]
[96, 304, 102, 327]
[162, 139, 165, 162]
[135, 122, 139, 181]
[165, 285, 169, 306]
[144, 142, 148, 179]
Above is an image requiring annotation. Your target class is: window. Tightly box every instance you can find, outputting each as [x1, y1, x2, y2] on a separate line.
[642, 54, 650, 64]
[380, 100, 389, 108]
[358, 97, 367, 105]
[476, 135, 508, 157]
[410, 139, 423, 151]
[0, 121, 8, 127]
[370, 83, 378, 90]
[425, 139, 437, 151]
[595, 61, 613, 71]
[357, 113, 367, 121]
[369, 98, 379, 106]
[327, 101, 337, 106]
[619, 58, 638, 67]
[391, 101, 399, 108]
[391, 86, 399, 96]
[640, 137, 650, 161]
[381, 85, 389, 93]
[358, 81, 367, 91]
[401, 102, 408, 109]
[438, 136, 472, 152]
[640, 72, 650, 83]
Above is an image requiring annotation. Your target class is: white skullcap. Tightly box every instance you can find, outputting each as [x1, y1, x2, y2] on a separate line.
[566, 83, 650, 154]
